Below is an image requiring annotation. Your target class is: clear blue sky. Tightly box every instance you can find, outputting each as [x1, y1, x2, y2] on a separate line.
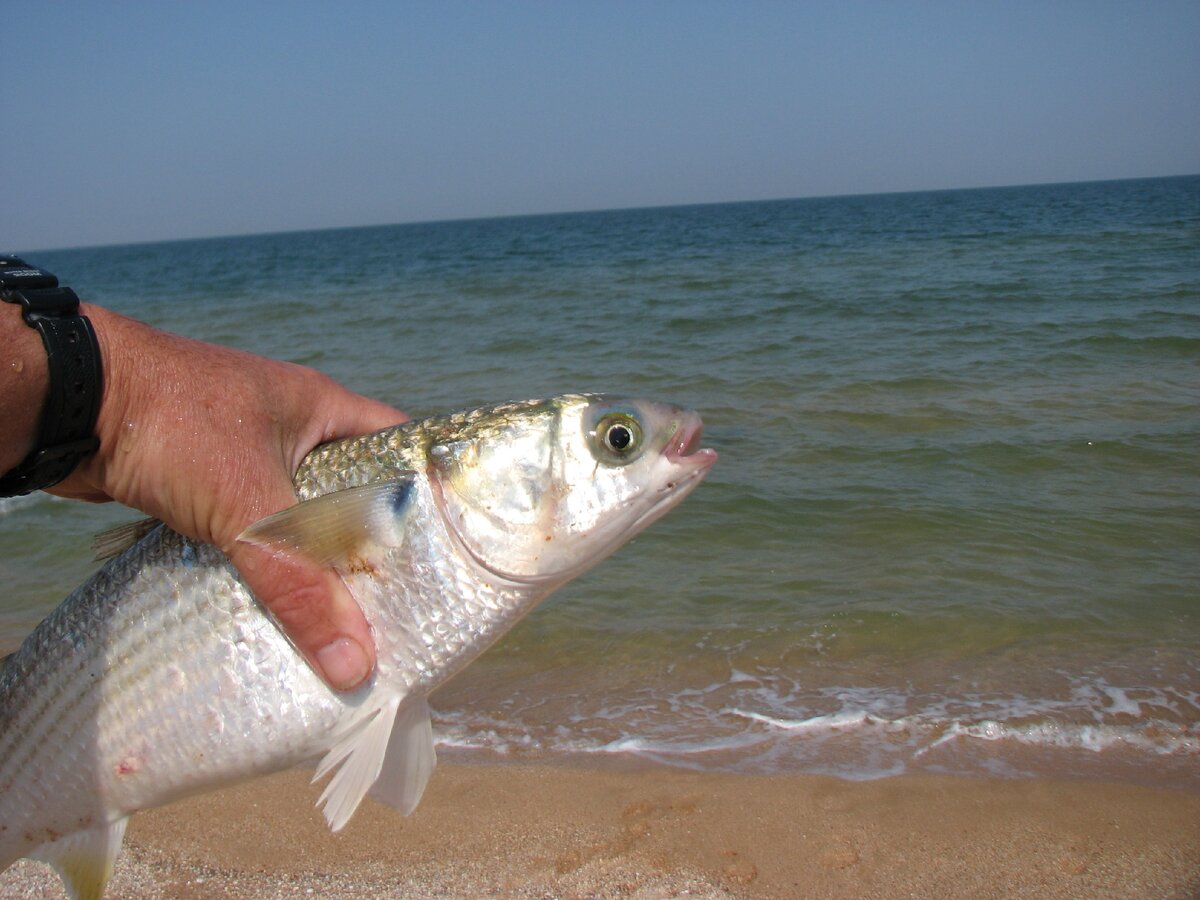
[6, 1, 1198, 251]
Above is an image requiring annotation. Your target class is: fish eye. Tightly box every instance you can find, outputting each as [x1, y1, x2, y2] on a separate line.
[592, 413, 644, 463]
[605, 422, 634, 452]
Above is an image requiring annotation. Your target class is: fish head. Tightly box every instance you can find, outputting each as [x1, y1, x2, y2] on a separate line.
[428, 394, 717, 585]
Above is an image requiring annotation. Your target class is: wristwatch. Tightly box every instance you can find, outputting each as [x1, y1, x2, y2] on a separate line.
[0, 256, 103, 496]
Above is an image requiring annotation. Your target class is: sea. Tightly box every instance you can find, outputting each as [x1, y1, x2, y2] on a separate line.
[3, 175, 1198, 790]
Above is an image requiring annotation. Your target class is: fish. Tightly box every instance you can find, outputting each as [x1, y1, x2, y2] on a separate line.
[0, 393, 716, 899]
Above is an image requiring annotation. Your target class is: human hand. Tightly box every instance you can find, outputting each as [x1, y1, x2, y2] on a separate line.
[50, 305, 406, 691]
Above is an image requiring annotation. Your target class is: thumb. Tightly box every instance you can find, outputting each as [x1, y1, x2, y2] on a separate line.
[217, 382, 403, 692]
[226, 538, 376, 692]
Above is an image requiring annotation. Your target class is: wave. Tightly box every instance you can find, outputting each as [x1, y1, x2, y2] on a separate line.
[1056, 333, 1200, 356]
[429, 671, 1200, 788]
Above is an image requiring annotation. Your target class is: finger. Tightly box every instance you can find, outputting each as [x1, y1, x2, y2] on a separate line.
[339, 396, 408, 432]
[226, 539, 376, 692]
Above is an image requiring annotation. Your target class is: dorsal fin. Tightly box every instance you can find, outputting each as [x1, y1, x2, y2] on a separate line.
[92, 517, 162, 561]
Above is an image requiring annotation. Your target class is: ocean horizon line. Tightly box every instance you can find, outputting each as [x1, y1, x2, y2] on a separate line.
[20, 171, 1199, 257]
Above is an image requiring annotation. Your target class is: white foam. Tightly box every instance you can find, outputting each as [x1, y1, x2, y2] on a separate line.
[1098, 684, 1143, 717]
[589, 731, 767, 757]
[929, 718, 1200, 756]
[428, 667, 1200, 784]
[729, 708, 878, 732]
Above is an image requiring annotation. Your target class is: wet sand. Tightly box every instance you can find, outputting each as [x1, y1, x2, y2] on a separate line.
[3, 763, 1198, 898]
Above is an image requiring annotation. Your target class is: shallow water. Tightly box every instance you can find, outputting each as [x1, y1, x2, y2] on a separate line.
[5, 175, 1198, 787]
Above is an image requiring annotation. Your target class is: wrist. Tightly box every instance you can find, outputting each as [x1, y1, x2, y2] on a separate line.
[0, 260, 103, 496]
[68, 303, 151, 489]
[0, 300, 50, 472]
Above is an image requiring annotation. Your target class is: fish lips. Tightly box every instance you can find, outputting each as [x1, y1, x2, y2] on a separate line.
[664, 415, 719, 469]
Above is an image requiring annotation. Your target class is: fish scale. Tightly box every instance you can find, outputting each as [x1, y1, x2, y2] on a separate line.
[0, 393, 715, 899]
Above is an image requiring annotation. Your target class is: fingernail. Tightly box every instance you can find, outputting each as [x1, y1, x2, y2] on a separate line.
[316, 637, 371, 691]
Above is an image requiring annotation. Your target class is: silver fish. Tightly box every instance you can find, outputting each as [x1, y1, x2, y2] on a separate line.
[0, 393, 716, 899]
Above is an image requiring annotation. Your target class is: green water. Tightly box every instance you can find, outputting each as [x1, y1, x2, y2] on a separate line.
[5, 176, 1198, 785]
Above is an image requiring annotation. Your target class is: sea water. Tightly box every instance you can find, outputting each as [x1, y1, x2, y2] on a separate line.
[3, 176, 1198, 788]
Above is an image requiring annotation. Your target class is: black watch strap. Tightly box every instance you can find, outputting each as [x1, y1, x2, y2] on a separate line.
[1, 256, 103, 497]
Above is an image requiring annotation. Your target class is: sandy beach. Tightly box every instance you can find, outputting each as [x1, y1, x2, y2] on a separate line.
[3, 763, 1197, 898]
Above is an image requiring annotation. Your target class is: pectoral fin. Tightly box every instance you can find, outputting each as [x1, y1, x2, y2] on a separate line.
[237, 477, 417, 568]
[30, 816, 128, 900]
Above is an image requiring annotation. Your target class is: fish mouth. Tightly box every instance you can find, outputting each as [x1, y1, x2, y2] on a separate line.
[665, 416, 719, 469]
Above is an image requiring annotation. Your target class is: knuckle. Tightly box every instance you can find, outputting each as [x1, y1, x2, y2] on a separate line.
[262, 580, 331, 636]
[242, 558, 342, 648]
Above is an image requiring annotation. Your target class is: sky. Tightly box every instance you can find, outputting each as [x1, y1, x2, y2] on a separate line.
[5, 1, 1199, 251]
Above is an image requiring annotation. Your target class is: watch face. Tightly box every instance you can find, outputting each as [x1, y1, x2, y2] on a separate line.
[1, 256, 57, 292]
[0, 259, 58, 293]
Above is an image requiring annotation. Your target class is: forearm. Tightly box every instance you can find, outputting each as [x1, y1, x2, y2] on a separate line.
[0, 300, 52, 473]
[3, 292, 255, 499]
[6, 287, 403, 690]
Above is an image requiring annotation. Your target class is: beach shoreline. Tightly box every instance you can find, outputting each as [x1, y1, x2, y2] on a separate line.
[3, 762, 1197, 898]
